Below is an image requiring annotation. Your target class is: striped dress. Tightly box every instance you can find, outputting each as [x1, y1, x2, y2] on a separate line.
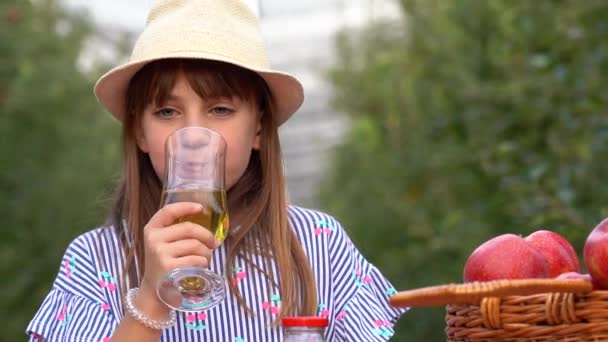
[26, 206, 407, 341]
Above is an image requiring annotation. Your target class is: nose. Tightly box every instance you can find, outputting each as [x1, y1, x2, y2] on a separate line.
[182, 108, 211, 130]
[179, 127, 212, 150]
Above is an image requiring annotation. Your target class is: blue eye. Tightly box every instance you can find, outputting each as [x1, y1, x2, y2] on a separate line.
[155, 107, 177, 119]
[211, 106, 233, 116]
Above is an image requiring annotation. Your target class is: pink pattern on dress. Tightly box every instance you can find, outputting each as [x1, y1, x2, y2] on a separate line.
[262, 293, 281, 315]
[186, 312, 207, 331]
[99, 271, 116, 291]
[353, 267, 372, 288]
[231, 266, 247, 286]
[372, 319, 394, 338]
[336, 310, 348, 321]
[314, 219, 335, 236]
[57, 305, 71, 327]
[317, 303, 329, 318]
[64, 256, 76, 278]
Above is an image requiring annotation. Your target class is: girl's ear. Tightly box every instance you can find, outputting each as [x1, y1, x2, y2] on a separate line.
[252, 115, 262, 151]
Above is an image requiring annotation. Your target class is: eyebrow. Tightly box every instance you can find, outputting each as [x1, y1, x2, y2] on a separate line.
[165, 93, 182, 101]
[159, 93, 237, 107]
[152, 93, 181, 106]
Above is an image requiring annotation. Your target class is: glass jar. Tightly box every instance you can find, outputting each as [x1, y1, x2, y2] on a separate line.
[282, 316, 328, 342]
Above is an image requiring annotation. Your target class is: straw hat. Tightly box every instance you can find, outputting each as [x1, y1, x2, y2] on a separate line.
[94, 0, 304, 126]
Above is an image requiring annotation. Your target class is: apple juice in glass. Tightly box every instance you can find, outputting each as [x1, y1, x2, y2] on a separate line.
[157, 126, 229, 312]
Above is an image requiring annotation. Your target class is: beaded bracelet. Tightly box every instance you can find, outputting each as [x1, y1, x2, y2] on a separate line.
[125, 287, 176, 330]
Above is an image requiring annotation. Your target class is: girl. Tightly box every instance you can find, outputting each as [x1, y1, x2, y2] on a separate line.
[26, 0, 407, 341]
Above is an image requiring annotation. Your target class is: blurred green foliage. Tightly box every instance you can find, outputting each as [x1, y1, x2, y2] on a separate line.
[1, 0, 121, 339]
[321, 0, 608, 340]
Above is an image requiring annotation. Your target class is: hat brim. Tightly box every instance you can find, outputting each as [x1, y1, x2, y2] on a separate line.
[94, 52, 304, 126]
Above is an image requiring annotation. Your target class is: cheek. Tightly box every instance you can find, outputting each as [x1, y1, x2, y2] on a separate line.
[225, 141, 253, 190]
[140, 122, 171, 181]
[147, 145, 166, 181]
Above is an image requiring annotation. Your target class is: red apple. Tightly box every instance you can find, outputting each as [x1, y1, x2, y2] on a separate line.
[556, 272, 599, 290]
[584, 218, 608, 289]
[463, 234, 550, 282]
[555, 271, 591, 281]
[524, 230, 581, 278]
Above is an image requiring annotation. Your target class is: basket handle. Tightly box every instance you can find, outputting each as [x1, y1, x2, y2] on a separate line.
[389, 278, 593, 307]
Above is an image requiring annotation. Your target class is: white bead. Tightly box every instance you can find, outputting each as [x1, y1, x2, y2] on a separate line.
[125, 287, 176, 330]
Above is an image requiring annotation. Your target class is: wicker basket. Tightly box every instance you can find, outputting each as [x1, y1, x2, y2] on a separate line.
[389, 279, 608, 341]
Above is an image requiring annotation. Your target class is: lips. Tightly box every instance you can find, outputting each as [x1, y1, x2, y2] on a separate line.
[178, 160, 207, 175]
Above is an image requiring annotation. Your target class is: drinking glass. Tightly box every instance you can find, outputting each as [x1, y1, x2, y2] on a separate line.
[157, 126, 229, 312]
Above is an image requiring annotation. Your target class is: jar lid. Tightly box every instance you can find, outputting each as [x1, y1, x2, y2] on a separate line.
[282, 316, 329, 327]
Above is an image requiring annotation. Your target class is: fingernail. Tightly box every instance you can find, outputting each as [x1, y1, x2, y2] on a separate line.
[194, 203, 204, 211]
[214, 239, 221, 248]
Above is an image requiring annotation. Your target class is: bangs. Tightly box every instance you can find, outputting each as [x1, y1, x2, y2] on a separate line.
[126, 59, 270, 118]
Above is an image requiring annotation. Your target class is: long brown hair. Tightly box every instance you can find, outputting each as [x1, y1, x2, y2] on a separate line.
[109, 59, 317, 320]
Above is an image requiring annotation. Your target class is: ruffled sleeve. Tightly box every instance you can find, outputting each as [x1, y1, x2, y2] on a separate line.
[26, 230, 118, 341]
[327, 217, 408, 341]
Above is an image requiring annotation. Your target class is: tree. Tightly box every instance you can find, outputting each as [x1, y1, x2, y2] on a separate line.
[321, 0, 608, 340]
[0, 1, 122, 338]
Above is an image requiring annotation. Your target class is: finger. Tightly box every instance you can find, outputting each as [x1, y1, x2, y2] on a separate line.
[172, 255, 209, 269]
[159, 222, 220, 248]
[164, 239, 213, 258]
[148, 202, 203, 228]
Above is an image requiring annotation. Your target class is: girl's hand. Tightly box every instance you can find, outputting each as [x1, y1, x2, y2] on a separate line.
[137, 202, 220, 312]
